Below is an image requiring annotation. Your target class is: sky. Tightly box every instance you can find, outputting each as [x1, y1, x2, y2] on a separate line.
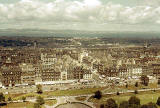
[0, 0, 160, 31]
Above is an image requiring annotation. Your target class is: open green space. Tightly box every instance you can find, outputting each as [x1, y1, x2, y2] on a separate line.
[45, 99, 57, 106]
[3, 87, 104, 102]
[89, 90, 160, 107]
[0, 99, 57, 108]
[44, 87, 104, 96]
[75, 96, 87, 101]
[0, 102, 34, 108]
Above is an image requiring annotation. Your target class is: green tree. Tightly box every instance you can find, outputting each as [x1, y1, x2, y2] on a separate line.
[135, 82, 139, 87]
[141, 104, 148, 108]
[116, 92, 120, 95]
[22, 96, 26, 102]
[126, 83, 128, 88]
[34, 103, 41, 108]
[36, 96, 45, 105]
[135, 90, 138, 94]
[141, 75, 149, 86]
[0, 93, 5, 102]
[100, 104, 104, 108]
[8, 97, 12, 102]
[141, 102, 157, 108]
[94, 90, 102, 100]
[119, 101, 129, 108]
[158, 79, 160, 85]
[105, 98, 118, 108]
[147, 102, 157, 108]
[36, 84, 43, 94]
[156, 97, 160, 106]
[129, 96, 140, 106]
[129, 104, 141, 108]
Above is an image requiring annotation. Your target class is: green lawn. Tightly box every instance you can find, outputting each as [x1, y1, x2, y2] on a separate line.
[75, 96, 87, 101]
[0, 100, 57, 108]
[89, 90, 160, 107]
[0, 102, 34, 108]
[44, 87, 104, 96]
[4, 87, 104, 102]
[45, 99, 57, 106]
[5, 92, 46, 101]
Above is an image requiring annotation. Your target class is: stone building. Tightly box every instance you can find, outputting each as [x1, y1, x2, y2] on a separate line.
[1, 65, 22, 87]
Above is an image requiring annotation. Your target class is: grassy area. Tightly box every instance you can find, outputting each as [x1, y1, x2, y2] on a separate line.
[89, 90, 160, 106]
[5, 92, 47, 101]
[45, 99, 57, 106]
[0, 102, 34, 108]
[125, 83, 158, 90]
[75, 96, 87, 101]
[0, 99, 57, 108]
[4, 83, 157, 101]
[3, 87, 104, 102]
[44, 87, 104, 96]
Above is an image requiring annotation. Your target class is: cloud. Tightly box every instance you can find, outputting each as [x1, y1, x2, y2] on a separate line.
[0, 0, 160, 29]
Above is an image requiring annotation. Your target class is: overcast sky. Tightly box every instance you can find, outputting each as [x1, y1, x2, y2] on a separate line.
[0, 0, 160, 31]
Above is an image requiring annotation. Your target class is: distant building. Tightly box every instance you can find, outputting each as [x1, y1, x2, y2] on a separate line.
[73, 66, 84, 80]
[42, 69, 60, 81]
[1, 65, 22, 87]
[152, 64, 160, 78]
[19, 63, 35, 85]
[83, 69, 92, 80]
[61, 71, 67, 80]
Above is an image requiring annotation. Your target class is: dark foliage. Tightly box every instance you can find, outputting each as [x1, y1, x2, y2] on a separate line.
[94, 90, 102, 100]
[135, 82, 139, 87]
[105, 98, 118, 108]
[135, 90, 138, 94]
[36, 96, 45, 105]
[156, 97, 160, 106]
[36, 84, 43, 94]
[128, 96, 140, 106]
[0, 93, 5, 102]
[119, 101, 129, 108]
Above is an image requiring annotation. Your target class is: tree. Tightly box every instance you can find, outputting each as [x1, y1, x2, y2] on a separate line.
[129, 96, 140, 106]
[0, 93, 5, 102]
[94, 90, 102, 100]
[158, 78, 160, 85]
[34, 103, 41, 108]
[100, 104, 104, 108]
[141, 104, 148, 108]
[116, 92, 120, 95]
[119, 101, 129, 108]
[141, 75, 149, 86]
[105, 98, 118, 108]
[22, 96, 26, 102]
[157, 97, 160, 106]
[147, 102, 157, 108]
[135, 82, 139, 87]
[36, 96, 44, 105]
[126, 83, 128, 88]
[36, 84, 43, 94]
[8, 97, 12, 102]
[129, 104, 141, 108]
[135, 90, 138, 94]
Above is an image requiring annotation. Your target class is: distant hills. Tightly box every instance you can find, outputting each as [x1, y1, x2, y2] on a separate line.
[0, 29, 160, 38]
